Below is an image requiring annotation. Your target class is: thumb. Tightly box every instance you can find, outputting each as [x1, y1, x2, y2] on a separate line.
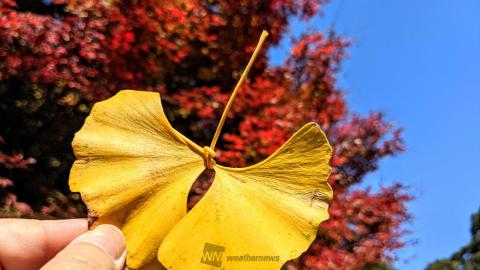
[41, 224, 126, 270]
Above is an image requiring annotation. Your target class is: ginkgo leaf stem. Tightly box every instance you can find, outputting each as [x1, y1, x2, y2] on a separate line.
[209, 30, 269, 151]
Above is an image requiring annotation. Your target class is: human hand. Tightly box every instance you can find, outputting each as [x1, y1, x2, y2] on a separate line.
[0, 219, 126, 270]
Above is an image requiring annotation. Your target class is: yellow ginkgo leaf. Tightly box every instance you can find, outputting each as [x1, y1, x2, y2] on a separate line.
[69, 90, 206, 268]
[158, 123, 332, 269]
[69, 30, 333, 270]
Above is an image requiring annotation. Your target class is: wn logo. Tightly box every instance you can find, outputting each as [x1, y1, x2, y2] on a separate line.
[200, 242, 226, 267]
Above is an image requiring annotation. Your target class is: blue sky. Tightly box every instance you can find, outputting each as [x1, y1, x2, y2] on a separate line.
[269, 0, 480, 269]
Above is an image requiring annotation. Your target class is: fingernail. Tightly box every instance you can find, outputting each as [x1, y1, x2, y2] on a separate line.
[77, 224, 126, 260]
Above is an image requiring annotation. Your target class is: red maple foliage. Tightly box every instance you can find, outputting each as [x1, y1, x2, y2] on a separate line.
[0, 0, 411, 269]
[0, 135, 35, 217]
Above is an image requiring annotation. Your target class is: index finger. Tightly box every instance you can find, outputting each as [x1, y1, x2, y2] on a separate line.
[0, 218, 87, 270]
